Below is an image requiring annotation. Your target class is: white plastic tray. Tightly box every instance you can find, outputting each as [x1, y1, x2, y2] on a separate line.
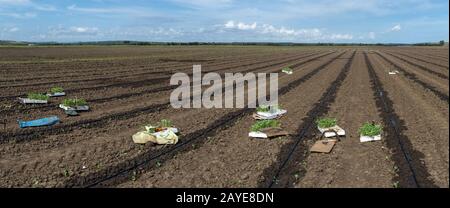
[19, 98, 48, 104]
[248, 131, 268, 138]
[59, 104, 90, 111]
[256, 109, 287, 120]
[47, 92, 66, 97]
[318, 125, 346, 138]
[360, 134, 381, 143]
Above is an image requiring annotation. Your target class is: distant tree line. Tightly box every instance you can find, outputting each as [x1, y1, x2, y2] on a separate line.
[0, 40, 447, 46]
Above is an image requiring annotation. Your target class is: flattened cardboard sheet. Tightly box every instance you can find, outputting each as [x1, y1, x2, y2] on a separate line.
[310, 140, 336, 153]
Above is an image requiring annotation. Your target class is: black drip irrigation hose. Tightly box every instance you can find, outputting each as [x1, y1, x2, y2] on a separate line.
[0, 51, 338, 142]
[266, 51, 356, 188]
[375, 52, 449, 103]
[71, 51, 347, 188]
[384, 52, 448, 80]
[364, 52, 420, 188]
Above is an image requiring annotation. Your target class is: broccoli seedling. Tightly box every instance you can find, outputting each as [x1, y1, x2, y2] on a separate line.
[256, 105, 270, 112]
[282, 67, 293, 73]
[316, 118, 337, 128]
[62, 98, 87, 107]
[159, 119, 172, 128]
[359, 122, 382, 137]
[27, 93, 49, 101]
[251, 120, 280, 132]
[50, 87, 64, 94]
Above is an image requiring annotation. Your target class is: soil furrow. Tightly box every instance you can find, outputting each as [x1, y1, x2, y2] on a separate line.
[383, 52, 448, 79]
[367, 52, 448, 188]
[58, 52, 347, 188]
[258, 51, 356, 188]
[391, 51, 449, 69]
[365, 52, 442, 188]
[374, 52, 449, 103]
[0, 51, 334, 120]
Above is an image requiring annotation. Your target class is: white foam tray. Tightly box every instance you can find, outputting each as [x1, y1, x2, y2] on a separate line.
[248, 131, 268, 138]
[59, 104, 90, 111]
[318, 125, 345, 138]
[256, 109, 287, 120]
[360, 134, 381, 143]
[19, 98, 48, 104]
[47, 92, 66, 97]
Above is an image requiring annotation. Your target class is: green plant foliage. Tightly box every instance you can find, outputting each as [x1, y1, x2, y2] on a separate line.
[251, 120, 280, 132]
[27, 93, 49, 101]
[316, 118, 337, 128]
[159, 119, 172, 128]
[282, 67, 293, 72]
[256, 105, 282, 112]
[62, 98, 87, 107]
[50, 87, 64, 94]
[256, 105, 270, 112]
[359, 123, 382, 137]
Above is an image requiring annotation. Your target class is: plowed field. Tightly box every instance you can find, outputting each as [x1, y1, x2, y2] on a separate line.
[0, 46, 448, 188]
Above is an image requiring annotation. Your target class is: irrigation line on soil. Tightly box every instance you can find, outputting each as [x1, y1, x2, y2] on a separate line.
[0, 51, 326, 100]
[0, 52, 337, 141]
[0, 50, 299, 88]
[0, 52, 291, 88]
[0, 51, 334, 119]
[364, 52, 420, 188]
[265, 51, 356, 188]
[65, 51, 347, 188]
[391, 52, 449, 69]
[0, 52, 270, 81]
[375, 52, 449, 103]
[383, 52, 449, 80]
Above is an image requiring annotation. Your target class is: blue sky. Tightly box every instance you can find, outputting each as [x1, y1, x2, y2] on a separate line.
[0, 0, 448, 43]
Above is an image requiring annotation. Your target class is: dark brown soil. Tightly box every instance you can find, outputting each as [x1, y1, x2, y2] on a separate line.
[0, 46, 447, 188]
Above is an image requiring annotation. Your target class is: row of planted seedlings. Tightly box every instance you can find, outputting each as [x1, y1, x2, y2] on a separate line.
[247, 107, 383, 153]
[312, 117, 383, 153]
[16, 87, 90, 128]
[132, 66, 297, 145]
[248, 105, 289, 139]
[246, 65, 295, 137]
[247, 104, 383, 153]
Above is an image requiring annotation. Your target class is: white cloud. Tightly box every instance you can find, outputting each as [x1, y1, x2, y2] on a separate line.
[67, 4, 159, 18]
[390, 24, 402, 31]
[9, 27, 19, 32]
[222, 20, 353, 41]
[368, 32, 376, 39]
[329, 34, 353, 40]
[70, 27, 98, 33]
[224, 21, 257, 30]
[0, 0, 31, 5]
[0, 0, 56, 10]
[0, 12, 36, 18]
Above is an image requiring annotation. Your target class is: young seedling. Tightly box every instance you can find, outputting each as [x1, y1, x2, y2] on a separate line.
[359, 122, 383, 142]
[315, 117, 346, 139]
[282, 67, 293, 74]
[130, 171, 137, 181]
[62, 169, 72, 177]
[62, 98, 87, 107]
[159, 119, 172, 128]
[50, 87, 64, 94]
[250, 120, 280, 132]
[316, 118, 337, 129]
[27, 93, 49, 101]
[256, 105, 282, 112]
[359, 122, 382, 137]
[256, 105, 270, 112]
